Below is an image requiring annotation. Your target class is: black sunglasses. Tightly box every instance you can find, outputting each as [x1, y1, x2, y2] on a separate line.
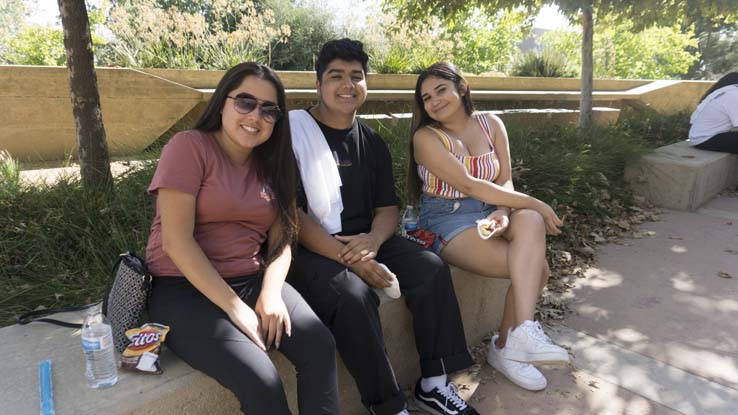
[226, 93, 282, 123]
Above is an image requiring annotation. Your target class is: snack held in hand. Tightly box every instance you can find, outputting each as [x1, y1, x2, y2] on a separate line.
[378, 263, 401, 299]
[476, 219, 498, 239]
[121, 323, 170, 374]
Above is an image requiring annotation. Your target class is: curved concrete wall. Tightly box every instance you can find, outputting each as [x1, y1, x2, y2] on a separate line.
[0, 65, 713, 162]
[1, 66, 202, 162]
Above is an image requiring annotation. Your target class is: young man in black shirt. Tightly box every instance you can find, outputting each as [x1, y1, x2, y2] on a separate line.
[287, 39, 479, 415]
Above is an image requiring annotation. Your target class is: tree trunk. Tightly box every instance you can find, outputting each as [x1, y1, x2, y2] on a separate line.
[579, 1, 594, 129]
[57, 0, 113, 192]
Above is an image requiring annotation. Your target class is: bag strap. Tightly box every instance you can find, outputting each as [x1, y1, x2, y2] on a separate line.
[15, 303, 97, 328]
[15, 251, 148, 328]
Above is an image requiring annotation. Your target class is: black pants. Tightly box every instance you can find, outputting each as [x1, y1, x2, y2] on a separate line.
[288, 235, 473, 415]
[695, 131, 738, 154]
[148, 276, 339, 415]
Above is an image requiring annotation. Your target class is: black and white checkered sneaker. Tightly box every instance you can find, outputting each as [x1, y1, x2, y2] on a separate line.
[413, 378, 480, 415]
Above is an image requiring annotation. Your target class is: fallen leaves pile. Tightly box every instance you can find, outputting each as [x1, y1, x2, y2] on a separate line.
[537, 195, 663, 324]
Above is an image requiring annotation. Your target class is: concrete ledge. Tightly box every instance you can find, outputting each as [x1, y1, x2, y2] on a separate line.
[0, 267, 508, 415]
[358, 108, 621, 130]
[625, 140, 738, 211]
[140, 68, 650, 92]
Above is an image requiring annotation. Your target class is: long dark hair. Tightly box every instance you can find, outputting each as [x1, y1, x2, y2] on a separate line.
[699, 72, 738, 103]
[406, 62, 475, 204]
[193, 62, 298, 266]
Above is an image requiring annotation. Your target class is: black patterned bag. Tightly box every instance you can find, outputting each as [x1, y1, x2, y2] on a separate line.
[17, 252, 152, 351]
[103, 252, 153, 352]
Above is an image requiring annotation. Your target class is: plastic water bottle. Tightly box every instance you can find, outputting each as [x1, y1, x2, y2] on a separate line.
[81, 305, 118, 389]
[401, 205, 419, 234]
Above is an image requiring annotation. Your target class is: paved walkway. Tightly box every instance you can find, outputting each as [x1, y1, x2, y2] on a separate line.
[451, 193, 738, 414]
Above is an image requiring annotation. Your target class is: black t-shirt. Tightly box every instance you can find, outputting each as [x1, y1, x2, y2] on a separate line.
[297, 114, 398, 235]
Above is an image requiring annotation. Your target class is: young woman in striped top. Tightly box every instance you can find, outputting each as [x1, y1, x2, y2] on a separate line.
[407, 62, 568, 392]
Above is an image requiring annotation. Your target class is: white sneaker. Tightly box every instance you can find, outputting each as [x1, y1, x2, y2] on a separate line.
[487, 335, 547, 391]
[500, 320, 570, 365]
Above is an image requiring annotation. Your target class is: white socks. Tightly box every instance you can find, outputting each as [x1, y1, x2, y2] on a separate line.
[420, 374, 447, 392]
[395, 410, 410, 415]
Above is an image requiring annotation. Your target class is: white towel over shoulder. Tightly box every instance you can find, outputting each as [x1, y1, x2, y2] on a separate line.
[289, 109, 343, 234]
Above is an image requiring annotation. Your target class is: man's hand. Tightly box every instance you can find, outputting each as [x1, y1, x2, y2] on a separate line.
[334, 233, 381, 264]
[348, 259, 394, 288]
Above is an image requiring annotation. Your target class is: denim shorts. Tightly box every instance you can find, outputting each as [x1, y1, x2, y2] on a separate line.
[417, 194, 497, 255]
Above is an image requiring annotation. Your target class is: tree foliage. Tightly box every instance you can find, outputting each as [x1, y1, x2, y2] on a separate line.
[348, 6, 526, 74]
[388, 0, 738, 127]
[541, 18, 698, 79]
[3, 25, 67, 66]
[262, 0, 338, 70]
[1, 1, 107, 66]
[447, 8, 529, 74]
[0, 0, 29, 57]
[686, 22, 738, 79]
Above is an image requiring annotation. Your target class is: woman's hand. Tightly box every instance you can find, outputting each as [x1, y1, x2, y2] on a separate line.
[532, 200, 563, 235]
[227, 302, 267, 351]
[483, 209, 510, 238]
[255, 291, 292, 350]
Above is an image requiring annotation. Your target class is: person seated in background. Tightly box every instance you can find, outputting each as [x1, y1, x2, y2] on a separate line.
[689, 72, 738, 155]
[145, 62, 338, 415]
[407, 62, 569, 393]
[287, 39, 479, 415]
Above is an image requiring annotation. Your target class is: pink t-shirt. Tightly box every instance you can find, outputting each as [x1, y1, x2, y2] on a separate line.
[145, 130, 276, 278]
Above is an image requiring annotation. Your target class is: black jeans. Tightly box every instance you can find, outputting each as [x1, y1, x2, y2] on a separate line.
[695, 131, 738, 154]
[288, 235, 473, 415]
[148, 276, 339, 415]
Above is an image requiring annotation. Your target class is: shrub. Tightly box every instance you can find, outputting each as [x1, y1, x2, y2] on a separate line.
[616, 108, 690, 147]
[263, 0, 338, 71]
[0, 150, 21, 198]
[0, 0, 29, 58]
[350, 7, 526, 75]
[2, 25, 66, 66]
[350, 13, 460, 74]
[511, 49, 577, 78]
[104, 0, 290, 69]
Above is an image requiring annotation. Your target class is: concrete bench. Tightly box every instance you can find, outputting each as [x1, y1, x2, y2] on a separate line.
[625, 140, 738, 211]
[0, 268, 508, 415]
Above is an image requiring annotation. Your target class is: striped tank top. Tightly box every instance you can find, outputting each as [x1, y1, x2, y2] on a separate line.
[417, 113, 500, 199]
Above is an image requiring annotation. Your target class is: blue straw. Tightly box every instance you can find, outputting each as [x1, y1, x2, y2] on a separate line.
[39, 360, 55, 415]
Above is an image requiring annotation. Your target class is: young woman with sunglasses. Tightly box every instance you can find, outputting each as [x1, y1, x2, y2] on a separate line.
[145, 62, 338, 414]
[407, 62, 568, 392]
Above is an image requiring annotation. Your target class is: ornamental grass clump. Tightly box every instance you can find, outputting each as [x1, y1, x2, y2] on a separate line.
[106, 0, 290, 69]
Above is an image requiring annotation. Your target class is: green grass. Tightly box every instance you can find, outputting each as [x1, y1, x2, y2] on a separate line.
[0, 161, 157, 325]
[0, 112, 686, 326]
